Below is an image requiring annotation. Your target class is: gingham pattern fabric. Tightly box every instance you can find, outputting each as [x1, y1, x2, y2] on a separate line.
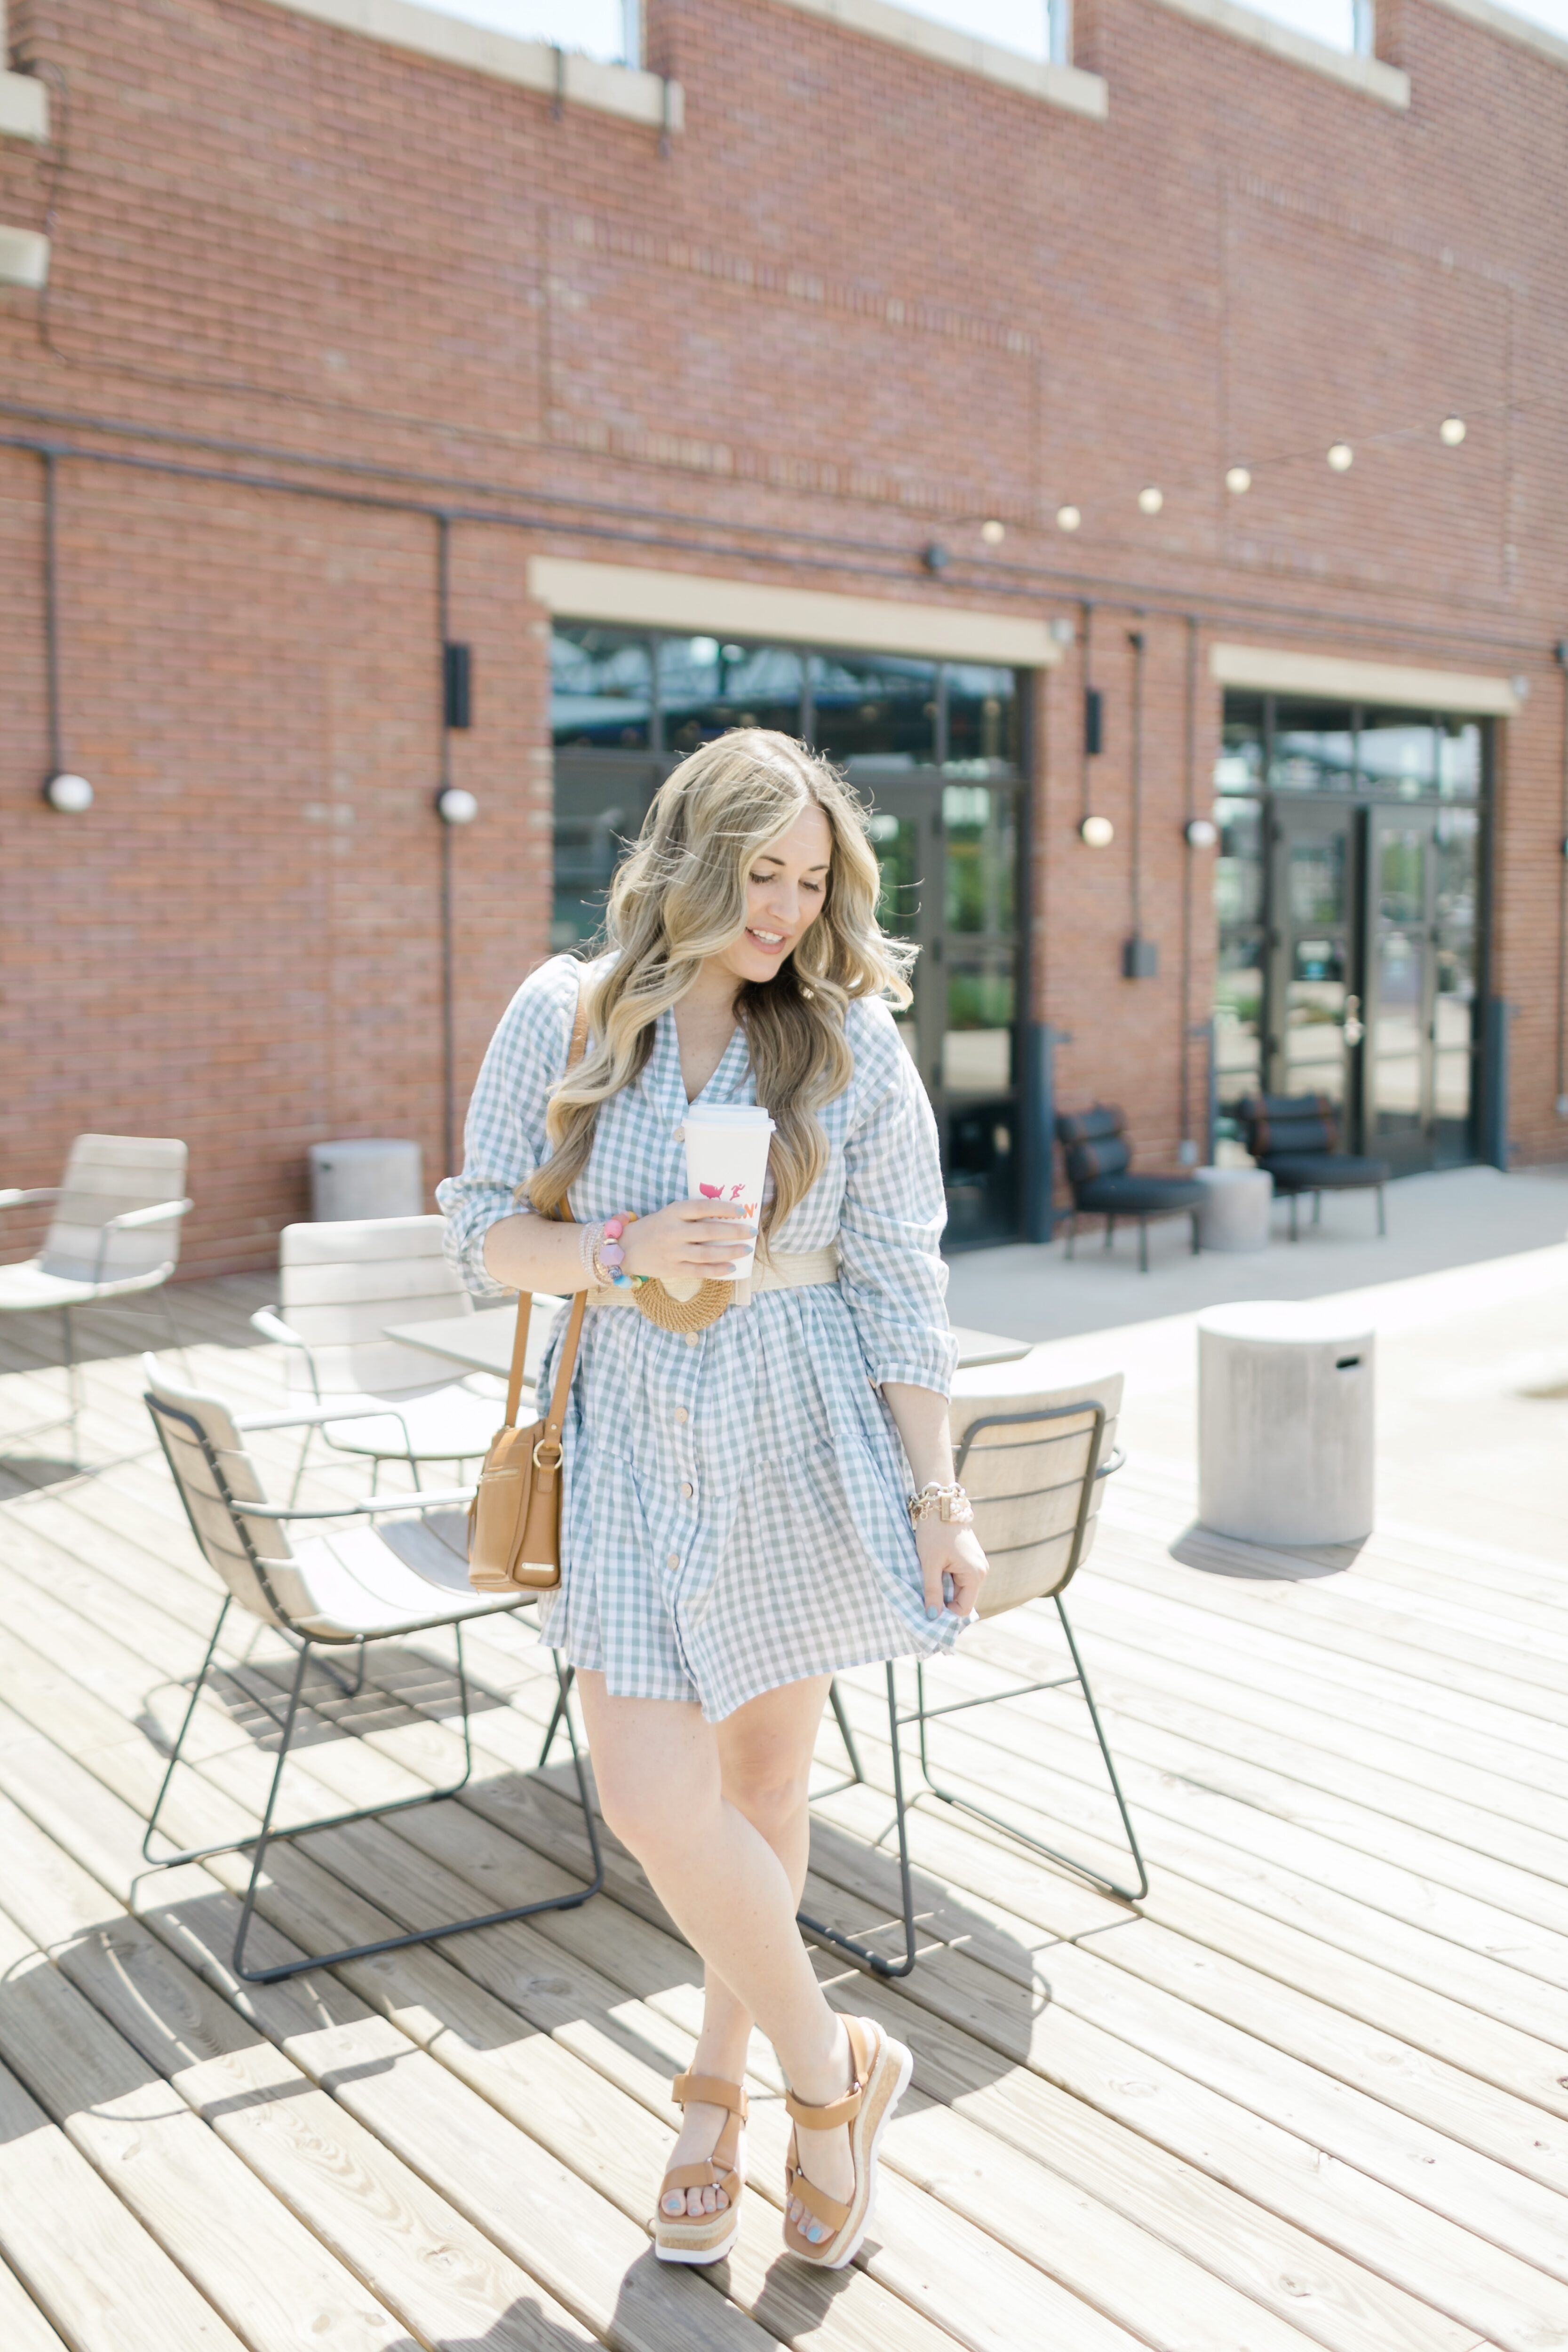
[438, 953, 963, 1722]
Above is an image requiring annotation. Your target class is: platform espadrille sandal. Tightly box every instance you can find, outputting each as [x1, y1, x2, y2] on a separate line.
[782, 2016, 913, 2269]
[653, 2071, 747, 2266]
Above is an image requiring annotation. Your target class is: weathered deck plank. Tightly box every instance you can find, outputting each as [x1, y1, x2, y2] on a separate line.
[1, 1274, 1565, 2352]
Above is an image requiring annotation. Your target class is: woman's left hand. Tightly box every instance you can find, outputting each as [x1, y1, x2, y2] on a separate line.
[915, 1514, 987, 1620]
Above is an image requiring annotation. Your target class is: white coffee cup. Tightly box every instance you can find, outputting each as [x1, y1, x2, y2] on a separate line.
[683, 1104, 774, 1281]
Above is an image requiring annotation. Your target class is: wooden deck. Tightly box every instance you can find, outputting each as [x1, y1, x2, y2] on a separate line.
[0, 1274, 1566, 2352]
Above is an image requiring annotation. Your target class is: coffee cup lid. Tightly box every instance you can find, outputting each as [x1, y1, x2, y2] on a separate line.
[685, 1104, 774, 1129]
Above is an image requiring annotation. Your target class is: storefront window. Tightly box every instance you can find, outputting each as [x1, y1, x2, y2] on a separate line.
[1438, 720, 1482, 800]
[1270, 699, 1355, 792]
[1360, 713, 1435, 799]
[551, 626, 653, 749]
[659, 638, 805, 755]
[945, 666, 1019, 771]
[810, 652, 939, 768]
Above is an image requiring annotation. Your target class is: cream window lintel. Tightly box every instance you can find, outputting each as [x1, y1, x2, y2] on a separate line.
[1211, 641, 1519, 717]
[767, 0, 1108, 119]
[263, 0, 684, 133]
[1141, 0, 1410, 106]
[531, 557, 1061, 669]
[0, 2, 49, 141]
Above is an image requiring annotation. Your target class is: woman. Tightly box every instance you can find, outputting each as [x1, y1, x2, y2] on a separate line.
[439, 729, 987, 2270]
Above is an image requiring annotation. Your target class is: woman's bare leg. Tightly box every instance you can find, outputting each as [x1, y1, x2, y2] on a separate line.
[577, 1669, 855, 2241]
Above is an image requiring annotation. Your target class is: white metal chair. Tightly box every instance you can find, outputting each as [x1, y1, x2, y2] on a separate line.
[0, 1134, 191, 1458]
[804, 1371, 1147, 1979]
[251, 1215, 524, 1497]
[140, 1354, 601, 1985]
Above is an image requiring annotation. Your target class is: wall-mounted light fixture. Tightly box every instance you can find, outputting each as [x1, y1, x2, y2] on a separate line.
[921, 543, 950, 573]
[1225, 466, 1251, 494]
[1440, 415, 1467, 446]
[443, 642, 473, 730]
[43, 771, 93, 814]
[436, 786, 479, 826]
[1184, 816, 1219, 850]
[1079, 814, 1114, 849]
[980, 518, 1005, 546]
[1327, 442, 1354, 473]
[1049, 616, 1076, 645]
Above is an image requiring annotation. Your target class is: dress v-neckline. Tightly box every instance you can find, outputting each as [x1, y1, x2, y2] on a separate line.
[654, 1010, 749, 1112]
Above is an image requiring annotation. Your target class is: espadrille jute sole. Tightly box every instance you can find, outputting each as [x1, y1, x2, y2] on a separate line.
[783, 2018, 913, 2270]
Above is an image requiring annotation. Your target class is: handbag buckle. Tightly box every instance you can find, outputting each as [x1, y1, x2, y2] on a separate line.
[533, 1437, 563, 1472]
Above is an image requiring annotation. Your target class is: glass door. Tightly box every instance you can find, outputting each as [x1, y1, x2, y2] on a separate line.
[859, 774, 1021, 1245]
[1364, 806, 1478, 1170]
[1267, 801, 1361, 1126]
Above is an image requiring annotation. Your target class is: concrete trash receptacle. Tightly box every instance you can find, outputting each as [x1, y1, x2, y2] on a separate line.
[1194, 1166, 1272, 1253]
[308, 1139, 423, 1223]
[1197, 1299, 1374, 1545]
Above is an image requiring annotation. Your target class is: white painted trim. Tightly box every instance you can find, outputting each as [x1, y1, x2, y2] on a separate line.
[263, 0, 684, 130]
[1425, 0, 1568, 72]
[0, 72, 46, 139]
[1211, 641, 1520, 716]
[530, 557, 1061, 667]
[765, 0, 1108, 118]
[0, 225, 48, 287]
[1140, 0, 1410, 103]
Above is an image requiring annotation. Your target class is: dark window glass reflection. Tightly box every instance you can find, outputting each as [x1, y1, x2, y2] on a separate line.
[1270, 700, 1355, 793]
[1360, 713, 1435, 800]
[551, 627, 653, 749]
[1438, 720, 1482, 801]
[659, 638, 805, 758]
[810, 652, 938, 769]
[943, 784, 1015, 937]
[1215, 699, 1265, 795]
[946, 666, 1019, 771]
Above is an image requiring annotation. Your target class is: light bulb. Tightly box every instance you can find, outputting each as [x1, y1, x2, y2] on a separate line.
[1056, 504, 1082, 533]
[1440, 415, 1466, 446]
[436, 787, 479, 825]
[1079, 814, 1114, 849]
[43, 772, 93, 814]
[1184, 817, 1219, 850]
[980, 517, 1006, 546]
[1137, 486, 1163, 516]
[1225, 465, 1251, 495]
[1327, 442, 1354, 472]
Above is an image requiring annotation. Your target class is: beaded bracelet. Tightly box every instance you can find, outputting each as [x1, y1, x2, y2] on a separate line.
[592, 1212, 648, 1290]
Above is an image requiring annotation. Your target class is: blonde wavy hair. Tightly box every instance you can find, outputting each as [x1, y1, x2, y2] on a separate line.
[529, 729, 915, 1235]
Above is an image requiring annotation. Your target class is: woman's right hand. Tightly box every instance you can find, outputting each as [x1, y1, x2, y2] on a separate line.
[621, 1198, 754, 1284]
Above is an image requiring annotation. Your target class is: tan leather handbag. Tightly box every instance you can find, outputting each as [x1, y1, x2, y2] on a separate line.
[468, 985, 591, 1594]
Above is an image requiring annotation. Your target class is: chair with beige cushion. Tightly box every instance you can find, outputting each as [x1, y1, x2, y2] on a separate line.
[0, 1133, 191, 1458]
[804, 1368, 1146, 1979]
[250, 1215, 517, 1497]
[140, 1353, 601, 1985]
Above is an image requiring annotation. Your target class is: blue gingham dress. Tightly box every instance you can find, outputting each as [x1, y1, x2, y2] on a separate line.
[438, 954, 962, 1722]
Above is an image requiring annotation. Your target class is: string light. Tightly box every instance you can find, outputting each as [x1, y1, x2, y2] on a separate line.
[939, 404, 1480, 557]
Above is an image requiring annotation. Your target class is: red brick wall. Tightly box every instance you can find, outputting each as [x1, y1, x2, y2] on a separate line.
[1, 0, 1564, 1270]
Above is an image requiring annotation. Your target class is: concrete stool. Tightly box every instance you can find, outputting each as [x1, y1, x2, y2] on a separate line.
[308, 1139, 423, 1223]
[1194, 1166, 1272, 1254]
[1197, 1300, 1374, 1545]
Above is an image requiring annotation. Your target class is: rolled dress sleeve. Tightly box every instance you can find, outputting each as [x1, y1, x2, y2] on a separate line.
[435, 955, 581, 1296]
[835, 998, 958, 1395]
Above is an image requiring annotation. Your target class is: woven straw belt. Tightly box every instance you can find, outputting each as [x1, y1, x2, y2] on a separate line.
[588, 1244, 840, 1318]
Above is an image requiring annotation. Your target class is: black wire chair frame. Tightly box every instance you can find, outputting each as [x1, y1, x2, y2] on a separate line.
[799, 1397, 1147, 1979]
[143, 1391, 603, 1986]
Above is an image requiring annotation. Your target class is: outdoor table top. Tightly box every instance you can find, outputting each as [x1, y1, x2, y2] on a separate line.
[385, 1301, 1031, 1379]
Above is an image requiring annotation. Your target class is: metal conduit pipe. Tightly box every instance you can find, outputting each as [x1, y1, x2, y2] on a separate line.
[0, 403, 1555, 661]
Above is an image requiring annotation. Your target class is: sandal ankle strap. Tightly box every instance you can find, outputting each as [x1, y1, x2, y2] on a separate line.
[783, 2015, 873, 2132]
[672, 2071, 748, 2119]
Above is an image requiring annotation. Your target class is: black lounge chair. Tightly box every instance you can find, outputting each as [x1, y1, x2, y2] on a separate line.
[1056, 1105, 1206, 1271]
[1236, 1093, 1391, 1240]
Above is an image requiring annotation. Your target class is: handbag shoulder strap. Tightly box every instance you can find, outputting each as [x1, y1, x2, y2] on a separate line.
[503, 970, 594, 1429]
